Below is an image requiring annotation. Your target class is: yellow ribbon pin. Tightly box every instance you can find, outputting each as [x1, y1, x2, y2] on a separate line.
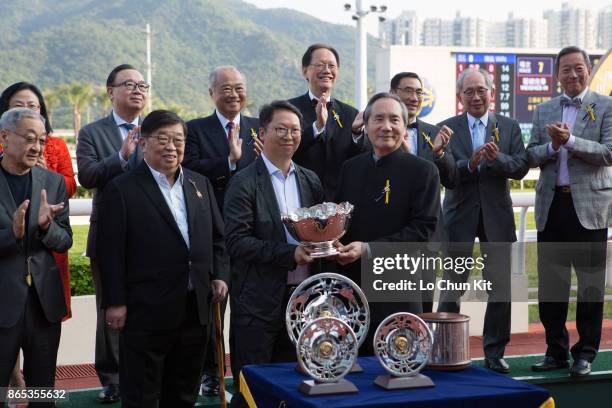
[421, 131, 434, 149]
[493, 125, 500, 143]
[586, 104, 595, 121]
[384, 179, 390, 204]
[332, 110, 343, 128]
[250, 128, 259, 142]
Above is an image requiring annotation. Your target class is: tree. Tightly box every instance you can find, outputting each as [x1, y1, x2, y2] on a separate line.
[93, 86, 111, 120]
[60, 82, 94, 135]
[42, 87, 62, 127]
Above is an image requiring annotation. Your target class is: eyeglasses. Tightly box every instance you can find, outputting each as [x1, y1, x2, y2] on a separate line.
[218, 85, 246, 96]
[462, 87, 489, 98]
[149, 132, 185, 147]
[112, 80, 151, 93]
[10, 102, 41, 112]
[310, 63, 338, 72]
[9, 130, 47, 148]
[274, 127, 301, 137]
[395, 87, 424, 97]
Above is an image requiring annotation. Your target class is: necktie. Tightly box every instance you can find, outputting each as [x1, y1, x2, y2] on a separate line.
[226, 121, 235, 138]
[472, 119, 484, 151]
[560, 96, 582, 109]
[120, 122, 136, 134]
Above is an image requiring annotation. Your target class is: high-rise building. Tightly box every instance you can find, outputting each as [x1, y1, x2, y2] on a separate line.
[597, 6, 612, 49]
[505, 14, 548, 48]
[544, 2, 597, 49]
[380, 11, 420, 46]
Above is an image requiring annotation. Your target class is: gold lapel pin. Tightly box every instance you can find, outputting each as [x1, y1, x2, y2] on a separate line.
[188, 179, 203, 199]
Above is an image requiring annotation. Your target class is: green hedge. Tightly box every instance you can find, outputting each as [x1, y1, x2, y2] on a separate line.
[70, 255, 94, 296]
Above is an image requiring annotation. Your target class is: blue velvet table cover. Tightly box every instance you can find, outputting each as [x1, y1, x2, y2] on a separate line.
[241, 357, 550, 408]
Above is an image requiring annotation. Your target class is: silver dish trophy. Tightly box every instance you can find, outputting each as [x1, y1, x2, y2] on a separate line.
[296, 317, 359, 395]
[373, 313, 435, 390]
[281, 202, 354, 258]
[286, 273, 370, 372]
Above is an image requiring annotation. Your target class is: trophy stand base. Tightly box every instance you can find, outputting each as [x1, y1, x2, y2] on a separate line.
[299, 379, 359, 396]
[374, 374, 435, 390]
[350, 362, 363, 373]
[306, 240, 338, 258]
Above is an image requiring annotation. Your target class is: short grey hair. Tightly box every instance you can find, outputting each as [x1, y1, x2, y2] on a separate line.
[208, 65, 245, 89]
[456, 68, 493, 95]
[363, 92, 409, 126]
[0, 107, 46, 132]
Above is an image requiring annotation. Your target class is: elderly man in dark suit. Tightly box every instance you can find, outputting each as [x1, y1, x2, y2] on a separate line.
[437, 68, 528, 373]
[390, 71, 457, 312]
[183, 66, 260, 395]
[76, 64, 147, 403]
[289, 43, 365, 200]
[0, 108, 72, 405]
[97, 110, 229, 408]
[224, 100, 325, 406]
[528, 46, 612, 377]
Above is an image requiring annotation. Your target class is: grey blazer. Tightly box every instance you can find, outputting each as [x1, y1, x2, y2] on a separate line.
[76, 113, 142, 257]
[527, 91, 612, 231]
[439, 112, 529, 242]
[0, 166, 72, 328]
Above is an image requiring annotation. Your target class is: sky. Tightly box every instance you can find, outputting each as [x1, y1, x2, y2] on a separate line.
[243, 0, 611, 36]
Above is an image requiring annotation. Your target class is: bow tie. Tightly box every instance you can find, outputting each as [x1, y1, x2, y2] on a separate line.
[560, 96, 582, 109]
[311, 98, 333, 109]
[407, 122, 418, 129]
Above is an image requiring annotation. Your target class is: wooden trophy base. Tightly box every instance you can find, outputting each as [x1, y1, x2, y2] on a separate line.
[299, 379, 359, 396]
[374, 373, 435, 390]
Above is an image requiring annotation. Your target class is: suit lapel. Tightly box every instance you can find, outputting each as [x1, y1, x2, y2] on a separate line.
[135, 164, 185, 242]
[486, 112, 496, 144]
[182, 172, 201, 249]
[103, 113, 124, 152]
[28, 167, 43, 234]
[0, 168, 17, 218]
[209, 114, 230, 156]
[295, 166, 315, 208]
[456, 113, 473, 155]
[571, 91, 595, 139]
[255, 159, 285, 239]
[416, 120, 433, 160]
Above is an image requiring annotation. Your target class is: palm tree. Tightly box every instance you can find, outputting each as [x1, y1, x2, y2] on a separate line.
[42, 87, 62, 127]
[94, 86, 111, 119]
[60, 82, 94, 135]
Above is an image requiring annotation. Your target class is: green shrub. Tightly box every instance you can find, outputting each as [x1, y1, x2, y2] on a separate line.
[70, 255, 95, 296]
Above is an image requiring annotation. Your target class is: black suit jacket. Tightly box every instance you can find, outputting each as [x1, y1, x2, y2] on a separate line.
[183, 112, 259, 211]
[288, 93, 362, 200]
[97, 162, 229, 330]
[0, 166, 72, 328]
[223, 158, 325, 324]
[438, 112, 528, 242]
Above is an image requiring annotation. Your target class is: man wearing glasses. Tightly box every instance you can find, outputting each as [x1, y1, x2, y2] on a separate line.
[436, 68, 528, 374]
[289, 43, 365, 200]
[389, 72, 457, 313]
[96, 110, 229, 407]
[0, 108, 72, 402]
[223, 100, 325, 406]
[76, 64, 149, 403]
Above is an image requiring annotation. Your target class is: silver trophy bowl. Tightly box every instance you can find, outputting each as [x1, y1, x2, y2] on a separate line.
[296, 317, 359, 395]
[373, 313, 435, 389]
[281, 202, 354, 258]
[286, 273, 370, 349]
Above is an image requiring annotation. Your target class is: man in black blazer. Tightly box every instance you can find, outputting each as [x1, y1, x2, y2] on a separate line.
[335, 93, 440, 356]
[289, 43, 364, 200]
[390, 71, 457, 312]
[76, 64, 147, 403]
[224, 101, 325, 406]
[184, 66, 261, 211]
[437, 68, 529, 373]
[183, 65, 260, 395]
[97, 111, 229, 408]
[0, 108, 72, 401]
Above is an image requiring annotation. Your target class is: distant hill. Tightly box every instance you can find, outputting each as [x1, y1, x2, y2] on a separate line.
[0, 0, 378, 128]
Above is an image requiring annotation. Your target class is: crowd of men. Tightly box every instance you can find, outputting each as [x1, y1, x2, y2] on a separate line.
[0, 43, 610, 407]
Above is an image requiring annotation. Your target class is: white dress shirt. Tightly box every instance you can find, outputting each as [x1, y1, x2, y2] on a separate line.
[546, 87, 587, 186]
[261, 153, 310, 284]
[144, 161, 193, 289]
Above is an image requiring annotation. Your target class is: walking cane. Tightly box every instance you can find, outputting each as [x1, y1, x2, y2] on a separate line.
[214, 302, 227, 408]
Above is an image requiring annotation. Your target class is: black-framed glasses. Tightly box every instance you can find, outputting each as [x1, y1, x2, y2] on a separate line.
[274, 127, 301, 137]
[310, 63, 338, 71]
[149, 132, 185, 147]
[112, 80, 151, 93]
[9, 130, 47, 147]
[218, 85, 246, 95]
[462, 87, 489, 98]
[395, 87, 424, 97]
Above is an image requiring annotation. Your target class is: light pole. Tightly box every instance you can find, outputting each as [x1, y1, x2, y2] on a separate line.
[344, 2, 387, 109]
